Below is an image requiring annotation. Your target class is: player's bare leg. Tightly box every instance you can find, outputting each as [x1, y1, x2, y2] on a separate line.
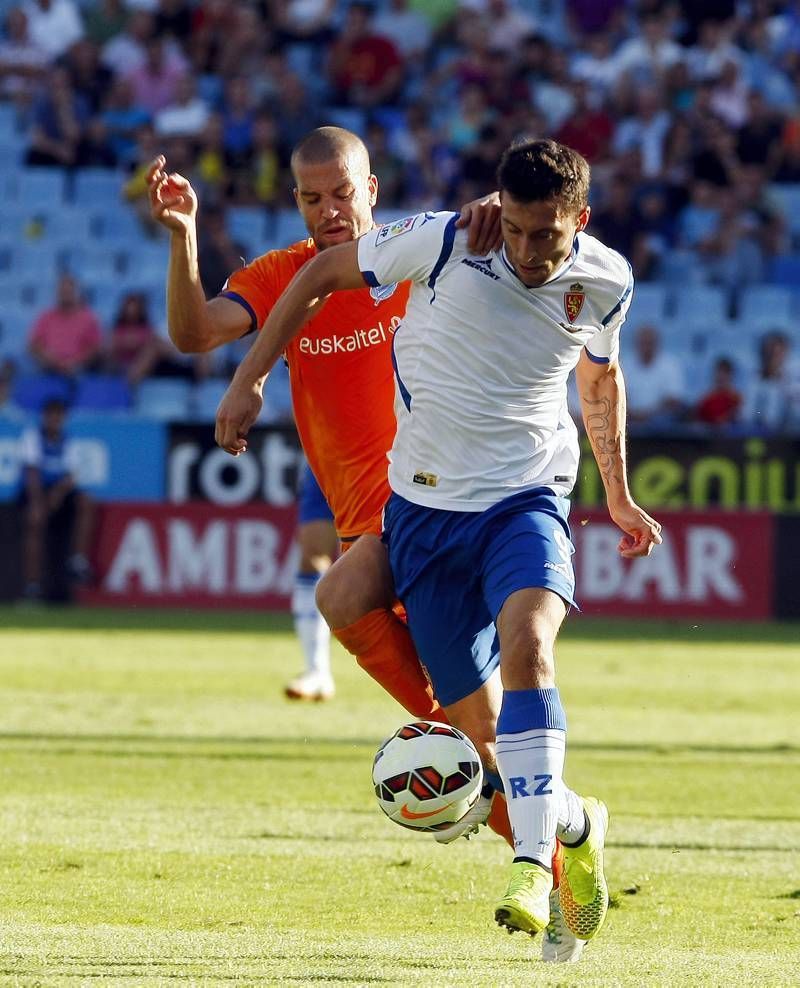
[286, 519, 337, 701]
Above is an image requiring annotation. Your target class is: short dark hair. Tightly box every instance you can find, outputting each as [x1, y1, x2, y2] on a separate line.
[497, 139, 590, 215]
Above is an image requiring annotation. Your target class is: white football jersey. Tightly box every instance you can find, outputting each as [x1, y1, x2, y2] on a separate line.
[357, 211, 633, 510]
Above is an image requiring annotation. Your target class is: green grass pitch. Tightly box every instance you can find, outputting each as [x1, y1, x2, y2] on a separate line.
[0, 607, 798, 986]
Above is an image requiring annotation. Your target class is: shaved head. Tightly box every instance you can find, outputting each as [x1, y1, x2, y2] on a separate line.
[291, 126, 370, 180]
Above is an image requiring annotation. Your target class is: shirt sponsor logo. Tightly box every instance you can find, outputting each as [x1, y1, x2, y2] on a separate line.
[369, 282, 399, 305]
[412, 471, 438, 487]
[376, 215, 417, 245]
[298, 316, 401, 356]
[564, 281, 586, 324]
[461, 257, 500, 280]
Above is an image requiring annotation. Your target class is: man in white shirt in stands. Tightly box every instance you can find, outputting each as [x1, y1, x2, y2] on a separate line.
[623, 323, 687, 429]
[215, 138, 661, 948]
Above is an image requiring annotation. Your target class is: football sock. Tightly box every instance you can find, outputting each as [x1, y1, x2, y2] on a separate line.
[495, 687, 566, 868]
[557, 785, 587, 845]
[334, 608, 444, 719]
[291, 572, 331, 678]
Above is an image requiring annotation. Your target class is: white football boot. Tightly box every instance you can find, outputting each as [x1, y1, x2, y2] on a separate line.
[433, 792, 492, 844]
[284, 670, 335, 701]
[541, 889, 586, 963]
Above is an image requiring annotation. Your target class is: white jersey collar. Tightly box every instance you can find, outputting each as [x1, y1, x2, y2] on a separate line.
[499, 236, 580, 289]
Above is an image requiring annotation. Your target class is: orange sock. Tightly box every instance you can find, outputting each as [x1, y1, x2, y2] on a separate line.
[487, 792, 514, 850]
[334, 608, 445, 719]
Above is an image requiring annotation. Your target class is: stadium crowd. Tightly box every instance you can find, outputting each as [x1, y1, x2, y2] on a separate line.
[0, 0, 799, 433]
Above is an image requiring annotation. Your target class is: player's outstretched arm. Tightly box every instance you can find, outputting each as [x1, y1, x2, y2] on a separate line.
[147, 155, 249, 354]
[576, 351, 662, 558]
[215, 241, 365, 456]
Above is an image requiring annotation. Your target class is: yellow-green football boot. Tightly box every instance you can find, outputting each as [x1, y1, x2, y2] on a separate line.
[559, 797, 610, 940]
[494, 861, 552, 936]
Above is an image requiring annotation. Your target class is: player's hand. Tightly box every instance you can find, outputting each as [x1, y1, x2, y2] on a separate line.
[215, 380, 263, 455]
[146, 155, 198, 234]
[608, 499, 662, 558]
[456, 191, 501, 255]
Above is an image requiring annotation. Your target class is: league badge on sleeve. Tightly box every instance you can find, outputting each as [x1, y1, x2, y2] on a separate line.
[376, 215, 418, 245]
[564, 282, 586, 324]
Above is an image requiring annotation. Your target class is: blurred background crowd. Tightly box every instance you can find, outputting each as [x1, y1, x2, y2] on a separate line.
[1, 0, 799, 434]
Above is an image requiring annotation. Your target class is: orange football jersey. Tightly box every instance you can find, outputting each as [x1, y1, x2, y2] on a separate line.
[222, 239, 409, 539]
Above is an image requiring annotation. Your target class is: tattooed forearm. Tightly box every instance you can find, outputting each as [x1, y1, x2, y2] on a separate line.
[582, 394, 626, 489]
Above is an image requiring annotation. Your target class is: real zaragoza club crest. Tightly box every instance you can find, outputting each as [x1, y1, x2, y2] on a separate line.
[563, 282, 585, 323]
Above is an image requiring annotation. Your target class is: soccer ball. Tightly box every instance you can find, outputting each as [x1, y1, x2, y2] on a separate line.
[372, 721, 483, 832]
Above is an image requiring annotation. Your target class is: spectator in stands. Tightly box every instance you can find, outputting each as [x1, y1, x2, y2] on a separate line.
[19, 396, 94, 602]
[693, 356, 742, 429]
[100, 75, 151, 165]
[373, 0, 431, 61]
[197, 205, 246, 298]
[125, 35, 186, 115]
[0, 361, 24, 422]
[154, 72, 209, 138]
[611, 86, 671, 178]
[0, 6, 48, 106]
[244, 113, 281, 209]
[22, 0, 83, 61]
[194, 112, 229, 204]
[555, 80, 614, 164]
[101, 9, 158, 76]
[25, 64, 88, 166]
[365, 120, 406, 208]
[623, 324, 687, 430]
[105, 291, 195, 385]
[273, 0, 337, 49]
[326, 2, 405, 108]
[743, 330, 798, 433]
[83, 0, 125, 47]
[273, 72, 321, 160]
[63, 38, 112, 115]
[220, 75, 255, 173]
[28, 274, 103, 377]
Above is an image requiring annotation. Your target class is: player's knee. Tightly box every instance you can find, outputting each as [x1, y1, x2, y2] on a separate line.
[316, 567, 360, 628]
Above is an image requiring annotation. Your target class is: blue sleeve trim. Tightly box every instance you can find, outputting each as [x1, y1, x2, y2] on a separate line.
[362, 269, 380, 287]
[390, 329, 412, 412]
[600, 261, 634, 327]
[584, 347, 609, 364]
[220, 290, 258, 334]
[427, 213, 459, 301]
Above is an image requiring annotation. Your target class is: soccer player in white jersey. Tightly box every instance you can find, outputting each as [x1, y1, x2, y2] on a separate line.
[215, 138, 662, 945]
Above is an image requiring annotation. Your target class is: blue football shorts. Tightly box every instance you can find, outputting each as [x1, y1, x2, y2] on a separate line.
[382, 487, 577, 707]
[297, 462, 334, 525]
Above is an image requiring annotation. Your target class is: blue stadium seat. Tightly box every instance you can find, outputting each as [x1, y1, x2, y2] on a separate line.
[0, 305, 32, 362]
[672, 285, 729, 325]
[767, 254, 800, 286]
[767, 184, 800, 240]
[44, 207, 95, 244]
[71, 168, 125, 207]
[134, 378, 192, 421]
[13, 373, 74, 411]
[227, 206, 266, 256]
[272, 209, 307, 247]
[9, 243, 59, 281]
[737, 285, 794, 324]
[62, 246, 122, 283]
[73, 373, 132, 411]
[625, 283, 669, 325]
[191, 377, 230, 422]
[96, 208, 147, 243]
[5, 167, 68, 204]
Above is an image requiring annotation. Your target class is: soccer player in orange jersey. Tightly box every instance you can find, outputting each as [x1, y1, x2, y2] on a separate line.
[147, 132, 572, 941]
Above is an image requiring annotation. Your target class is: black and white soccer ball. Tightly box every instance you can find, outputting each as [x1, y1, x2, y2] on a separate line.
[372, 721, 483, 832]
